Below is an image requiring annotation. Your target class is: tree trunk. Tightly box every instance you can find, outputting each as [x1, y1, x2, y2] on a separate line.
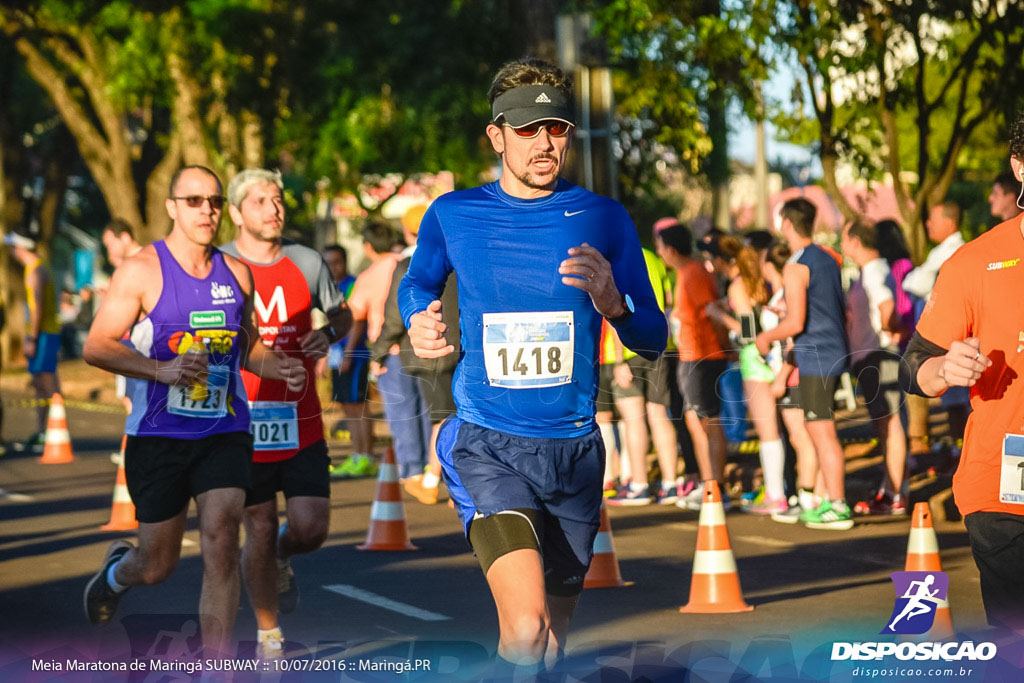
[241, 110, 264, 170]
[4, 24, 147, 238]
[819, 152, 857, 225]
[167, 53, 212, 170]
[143, 132, 182, 245]
[36, 156, 68, 263]
[0, 96, 26, 365]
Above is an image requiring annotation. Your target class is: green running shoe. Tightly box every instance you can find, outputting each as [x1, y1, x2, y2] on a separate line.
[329, 455, 358, 479]
[347, 455, 378, 478]
[330, 454, 378, 479]
[803, 499, 854, 530]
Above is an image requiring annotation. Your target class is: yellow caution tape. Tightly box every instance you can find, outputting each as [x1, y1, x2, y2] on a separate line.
[1, 396, 126, 415]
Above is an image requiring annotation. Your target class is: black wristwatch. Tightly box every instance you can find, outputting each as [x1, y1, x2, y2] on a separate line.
[606, 294, 634, 325]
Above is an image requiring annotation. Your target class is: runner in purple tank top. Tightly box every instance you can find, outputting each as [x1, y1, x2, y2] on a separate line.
[81, 166, 307, 657]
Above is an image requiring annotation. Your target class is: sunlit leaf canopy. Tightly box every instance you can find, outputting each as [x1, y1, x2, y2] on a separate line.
[2, 0, 1022, 253]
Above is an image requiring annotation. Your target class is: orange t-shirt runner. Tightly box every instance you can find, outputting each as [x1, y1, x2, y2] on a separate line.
[916, 217, 1024, 516]
[672, 260, 724, 362]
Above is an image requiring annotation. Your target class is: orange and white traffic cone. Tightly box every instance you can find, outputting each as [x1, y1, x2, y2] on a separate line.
[584, 503, 633, 588]
[101, 436, 137, 531]
[680, 480, 753, 613]
[38, 393, 74, 464]
[357, 447, 418, 551]
[904, 502, 954, 640]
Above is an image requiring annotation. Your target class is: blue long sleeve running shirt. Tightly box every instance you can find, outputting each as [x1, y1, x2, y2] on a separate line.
[399, 179, 667, 438]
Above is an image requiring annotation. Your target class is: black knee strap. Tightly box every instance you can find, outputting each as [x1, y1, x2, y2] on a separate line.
[469, 508, 542, 575]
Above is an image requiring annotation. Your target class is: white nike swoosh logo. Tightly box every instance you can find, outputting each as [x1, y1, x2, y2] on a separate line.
[564, 210, 585, 217]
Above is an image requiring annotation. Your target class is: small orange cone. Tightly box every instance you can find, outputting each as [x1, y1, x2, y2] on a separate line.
[357, 447, 418, 551]
[584, 503, 633, 588]
[681, 481, 753, 613]
[904, 502, 954, 640]
[38, 394, 74, 464]
[101, 436, 137, 531]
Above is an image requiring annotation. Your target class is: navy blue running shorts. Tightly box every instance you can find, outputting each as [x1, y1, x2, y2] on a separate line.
[436, 417, 605, 591]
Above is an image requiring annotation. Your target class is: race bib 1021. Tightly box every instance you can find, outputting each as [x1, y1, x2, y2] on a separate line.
[249, 401, 299, 451]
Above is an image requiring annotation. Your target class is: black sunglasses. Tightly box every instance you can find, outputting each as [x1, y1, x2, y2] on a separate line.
[173, 195, 225, 210]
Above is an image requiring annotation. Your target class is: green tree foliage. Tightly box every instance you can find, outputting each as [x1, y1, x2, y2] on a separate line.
[590, 0, 774, 218]
[275, 1, 520, 212]
[771, 0, 1024, 258]
[0, 0, 301, 242]
[2, 0, 529, 237]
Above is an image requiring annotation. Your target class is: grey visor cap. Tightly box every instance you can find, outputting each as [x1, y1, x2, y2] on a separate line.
[491, 85, 575, 127]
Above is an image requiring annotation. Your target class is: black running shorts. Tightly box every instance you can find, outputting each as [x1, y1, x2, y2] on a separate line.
[677, 359, 728, 418]
[125, 431, 253, 523]
[245, 439, 331, 507]
[798, 374, 840, 422]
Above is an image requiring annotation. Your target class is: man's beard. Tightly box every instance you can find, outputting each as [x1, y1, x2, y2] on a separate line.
[513, 154, 560, 189]
[250, 224, 283, 242]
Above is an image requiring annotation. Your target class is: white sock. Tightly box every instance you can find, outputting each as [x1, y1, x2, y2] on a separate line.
[422, 472, 440, 488]
[798, 488, 816, 510]
[661, 480, 676, 491]
[759, 439, 786, 501]
[629, 481, 648, 494]
[107, 560, 128, 593]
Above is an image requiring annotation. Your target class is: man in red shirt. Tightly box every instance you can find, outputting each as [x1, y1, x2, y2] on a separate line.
[902, 108, 1024, 630]
[222, 169, 351, 658]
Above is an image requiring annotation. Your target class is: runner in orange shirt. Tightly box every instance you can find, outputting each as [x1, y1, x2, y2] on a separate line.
[657, 223, 730, 510]
[902, 108, 1024, 630]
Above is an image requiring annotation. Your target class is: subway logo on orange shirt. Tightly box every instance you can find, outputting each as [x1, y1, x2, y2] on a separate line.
[987, 258, 1020, 271]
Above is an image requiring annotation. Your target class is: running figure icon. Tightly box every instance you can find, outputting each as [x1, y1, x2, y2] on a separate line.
[888, 574, 939, 631]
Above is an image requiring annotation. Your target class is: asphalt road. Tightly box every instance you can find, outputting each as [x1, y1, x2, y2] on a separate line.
[1, 393, 1020, 682]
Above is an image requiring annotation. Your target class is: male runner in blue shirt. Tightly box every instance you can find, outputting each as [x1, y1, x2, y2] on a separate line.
[399, 57, 666, 674]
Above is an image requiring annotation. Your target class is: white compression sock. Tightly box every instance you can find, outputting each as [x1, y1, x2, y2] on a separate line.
[760, 439, 786, 501]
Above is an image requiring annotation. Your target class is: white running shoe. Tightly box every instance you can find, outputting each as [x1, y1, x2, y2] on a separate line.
[771, 496, 803, 524]
[675, 482, 705, 510]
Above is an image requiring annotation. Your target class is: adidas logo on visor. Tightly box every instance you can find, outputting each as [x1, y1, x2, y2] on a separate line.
[535, 92, 552, 103]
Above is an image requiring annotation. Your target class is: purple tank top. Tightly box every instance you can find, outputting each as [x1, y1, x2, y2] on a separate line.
[125, 240, 250, 438]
